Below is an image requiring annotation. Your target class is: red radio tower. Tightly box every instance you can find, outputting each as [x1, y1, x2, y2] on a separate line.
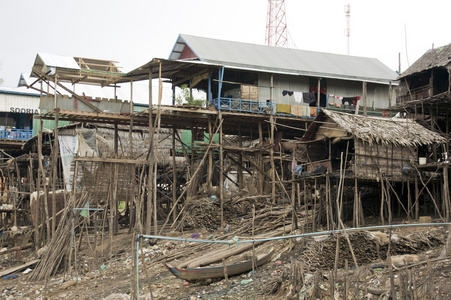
[265, 0, 288, 47]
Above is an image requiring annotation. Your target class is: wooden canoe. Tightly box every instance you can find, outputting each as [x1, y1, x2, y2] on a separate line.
[165, 248, 274, 282]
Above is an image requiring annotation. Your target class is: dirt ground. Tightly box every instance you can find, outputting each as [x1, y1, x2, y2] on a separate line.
[1, 225, 451, 299]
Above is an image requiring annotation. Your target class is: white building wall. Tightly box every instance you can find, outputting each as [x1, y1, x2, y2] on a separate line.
[259, 74, 394, 109]
[258, 73, 309, 105]
[0, 93, 40, 113]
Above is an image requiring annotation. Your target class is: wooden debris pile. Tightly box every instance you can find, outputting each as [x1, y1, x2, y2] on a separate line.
[299, 230, 443, 270]
[178, 195, 302, 235]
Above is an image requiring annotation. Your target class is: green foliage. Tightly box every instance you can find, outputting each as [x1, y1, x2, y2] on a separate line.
[175, 84, 204, 106]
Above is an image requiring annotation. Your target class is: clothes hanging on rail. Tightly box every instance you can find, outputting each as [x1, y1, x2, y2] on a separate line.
[293, 92, 303, 103]
[302, 92, 316, 104]
[282, 90, 293, 96]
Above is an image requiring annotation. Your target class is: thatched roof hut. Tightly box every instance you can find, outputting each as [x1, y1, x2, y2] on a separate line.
[399, 43, 451, 78]
[301, 109, 446, 179]
[320, 109, 445, 146]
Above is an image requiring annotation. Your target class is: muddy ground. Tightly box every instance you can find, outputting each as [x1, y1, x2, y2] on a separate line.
[1, 225, 451, 299]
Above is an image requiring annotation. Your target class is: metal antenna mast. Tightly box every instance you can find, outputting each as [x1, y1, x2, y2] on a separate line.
[345, 2, 351, 55]
[265, 0, 288, 47]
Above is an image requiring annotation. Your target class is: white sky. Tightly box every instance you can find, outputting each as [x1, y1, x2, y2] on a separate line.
[1, 0, 450, 104]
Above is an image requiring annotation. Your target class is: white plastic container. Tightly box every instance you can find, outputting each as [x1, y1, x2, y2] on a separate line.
[419, 157, 427, 165]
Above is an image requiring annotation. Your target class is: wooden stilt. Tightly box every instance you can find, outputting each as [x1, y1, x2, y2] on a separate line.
[443, 164, 450, 222]
[219, 112, 224, 227]
[172, 129, 177, 223]
[258, 121, 263, 194]
[38, 118, 51, 243]
[146, 70, 153, 235]
[51, 108, 60, 237]
[128, 115, 135, 232]
[415, 176, 419, 220]
[238, 125, 243, 190]
[407, 179, 412, 220]
[207, 116, 213, 187]
[270, 115, 275, 203]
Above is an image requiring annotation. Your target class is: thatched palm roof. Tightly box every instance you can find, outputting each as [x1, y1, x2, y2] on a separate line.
[319, 109, 445, 147]
[399, 43, 451, 78]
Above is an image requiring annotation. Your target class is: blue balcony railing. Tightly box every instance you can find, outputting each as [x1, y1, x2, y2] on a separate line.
[212, 97, 276, 114]
[0, 129, 33, 141]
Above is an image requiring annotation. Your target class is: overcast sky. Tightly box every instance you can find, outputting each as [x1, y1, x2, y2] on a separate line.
[1, 0, 450, 103]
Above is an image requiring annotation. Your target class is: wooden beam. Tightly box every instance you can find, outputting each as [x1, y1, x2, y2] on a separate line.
[73, 157, 146, 164]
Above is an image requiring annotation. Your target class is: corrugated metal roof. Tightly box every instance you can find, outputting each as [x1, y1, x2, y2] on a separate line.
[0, 86, 41, 97]
[170, 34, 398, 84]
[33, 53, 81, 71]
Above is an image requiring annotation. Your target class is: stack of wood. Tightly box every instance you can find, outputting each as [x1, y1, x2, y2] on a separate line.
[300, 230, 443, 270]
[179, 195, 302, 235]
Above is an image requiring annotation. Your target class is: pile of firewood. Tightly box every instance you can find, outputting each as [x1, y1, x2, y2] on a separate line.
[179, 195, 304, 235]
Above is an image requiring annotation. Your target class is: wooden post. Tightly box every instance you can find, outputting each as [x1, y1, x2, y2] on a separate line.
[388, 81, 392, 108]
[380, 179, 385, 225]
[172, 129, 177, 223]
[114, 123, 118, 155]
[407, 179, 412, 220]
[38, 118, 51, 243]
[238, 125, 243, 190]
[258, 120, 263, 194]
[303, 180, 307, 230]
[113, 164, 119, 235]
[363, 81, 367, 116]
[128, 114, 135, 231]
[190, 124, 195, 171]
[313, 178, 317, 232]
[51, 108, 60, 236]
[291, 149, 297, 230]
[146, 70, 153, 235]
[207, 116, 213, 187]
[270, 115, 275, 203]
[153, 61, 163, 235]
[444, 165, 450, 222]
[317, 78, 321, 109]
[219, 112, 224, 227]
[222, 259, 229, 285]
[415, 175, 419, 220]
[325, 175, 330, 230]
[354, 177, 358, 227]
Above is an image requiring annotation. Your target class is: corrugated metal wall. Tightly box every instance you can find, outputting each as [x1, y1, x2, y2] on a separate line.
[258, 74, 394, 109]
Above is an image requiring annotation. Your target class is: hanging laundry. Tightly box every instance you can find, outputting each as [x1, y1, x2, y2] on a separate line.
[293, 92, 303, 103]
[342, 96, 360, 106]
[302, 92, 316, 104]
[282, 90, 293, 96]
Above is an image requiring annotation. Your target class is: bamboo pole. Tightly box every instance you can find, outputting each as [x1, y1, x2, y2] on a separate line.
[258, 120, 263, 194]
[146, 69, 153, 235]
[128, 115, 135, 232]
[172, 129, 177, 223]
[238, 125, 243, 190]
[207, 116, 213, 188]
[51, 108, 60, 236]
[38, 118, 51, 243]
[270, 115, 275, 203]
[219, 111, 224, 227]
[152, 61, 163, 235]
